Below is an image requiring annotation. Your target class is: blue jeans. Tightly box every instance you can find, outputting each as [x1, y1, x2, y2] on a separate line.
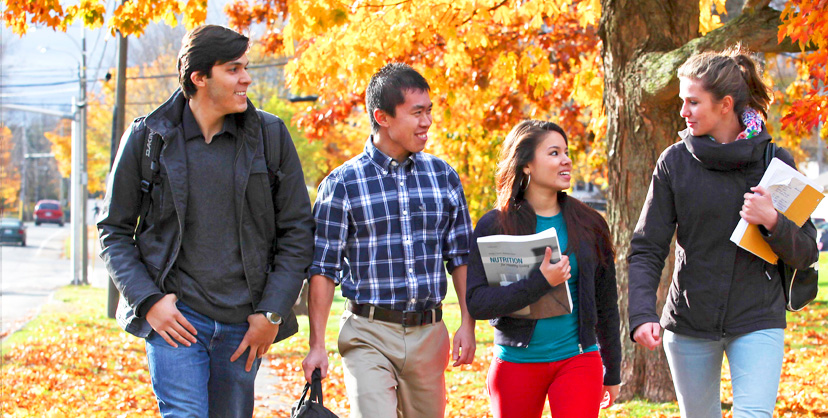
[663, 328, 784, 418]
[145, 301, 261, 418]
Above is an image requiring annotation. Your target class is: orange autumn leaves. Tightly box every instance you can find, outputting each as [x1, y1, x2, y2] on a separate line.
[778, 0, 828, 138]
[3, 303, 828, 417]
[1, 317, 157, 417]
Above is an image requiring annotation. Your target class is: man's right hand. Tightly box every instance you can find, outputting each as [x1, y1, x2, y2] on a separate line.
[145, 294, 198, 348]
[633, 322, 662, 351]
[302, 347, 329, 383]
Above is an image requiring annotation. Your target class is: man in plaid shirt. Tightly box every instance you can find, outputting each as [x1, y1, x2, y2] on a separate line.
[302, 63, 476, 417]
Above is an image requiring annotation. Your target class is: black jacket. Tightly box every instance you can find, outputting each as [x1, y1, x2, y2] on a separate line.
[466, 209, 622, 386]
[628, 129, 818, 341]
[98, 89, 314, 338]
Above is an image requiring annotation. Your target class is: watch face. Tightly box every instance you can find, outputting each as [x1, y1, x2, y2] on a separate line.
[265, 312, 281, 325]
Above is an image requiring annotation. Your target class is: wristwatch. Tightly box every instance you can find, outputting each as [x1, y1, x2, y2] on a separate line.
[263, 311, 283, 325]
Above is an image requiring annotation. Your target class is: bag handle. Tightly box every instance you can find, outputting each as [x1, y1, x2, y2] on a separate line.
[310, 368, 325, 405]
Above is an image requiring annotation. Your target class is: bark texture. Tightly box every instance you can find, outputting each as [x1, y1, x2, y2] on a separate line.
[598, 0, 793, 402]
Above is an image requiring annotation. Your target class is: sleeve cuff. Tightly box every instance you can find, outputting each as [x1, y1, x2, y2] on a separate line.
[137, 293, 165, 318]
[308, 267, 340, 285]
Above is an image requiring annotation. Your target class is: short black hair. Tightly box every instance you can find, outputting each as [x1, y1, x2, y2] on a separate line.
[365, 63, 430, 132]
[177, 25, 249, 99]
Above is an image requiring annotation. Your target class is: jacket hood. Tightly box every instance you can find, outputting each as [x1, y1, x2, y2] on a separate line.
[144, 88, 261, 141]
[680, 128, 771, 171]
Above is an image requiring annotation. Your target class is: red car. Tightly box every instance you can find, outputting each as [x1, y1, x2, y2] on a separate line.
[34, 199, 64, 226]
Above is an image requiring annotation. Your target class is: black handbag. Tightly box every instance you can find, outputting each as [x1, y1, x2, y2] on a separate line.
[291, 369, 339, 418]
[777, 260, 820, 311]
[764, 142, 820, 311]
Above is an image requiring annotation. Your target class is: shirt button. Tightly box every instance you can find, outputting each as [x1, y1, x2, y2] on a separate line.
[408, 268, 414, 273]
[517, 342, 523, 347]
[391, 161, 398, 167]
[410, 298, 416, 304]
[402, 210, 408, 215]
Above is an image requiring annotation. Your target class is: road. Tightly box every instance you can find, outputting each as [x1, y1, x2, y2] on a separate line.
[1, 222, 72, 337]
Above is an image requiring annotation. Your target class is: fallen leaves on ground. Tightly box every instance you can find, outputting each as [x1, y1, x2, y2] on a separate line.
[0, 316, 157, 417]
[3, 301, 827, 417]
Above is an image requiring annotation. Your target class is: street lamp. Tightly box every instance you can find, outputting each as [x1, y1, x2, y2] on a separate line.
[39, 32, 89, 286]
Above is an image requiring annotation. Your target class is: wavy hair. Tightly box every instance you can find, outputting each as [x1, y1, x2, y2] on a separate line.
[495, 120, 614, 266]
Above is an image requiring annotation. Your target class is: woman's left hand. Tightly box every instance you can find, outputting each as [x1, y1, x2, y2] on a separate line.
[740, 186, 778, 232]
[601, 384, 621, 409]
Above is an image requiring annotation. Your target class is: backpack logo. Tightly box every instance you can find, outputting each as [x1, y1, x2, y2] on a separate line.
[145, 135, 153, 158]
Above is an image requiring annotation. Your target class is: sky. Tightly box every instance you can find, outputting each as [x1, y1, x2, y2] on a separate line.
[1, 2, 232, 113]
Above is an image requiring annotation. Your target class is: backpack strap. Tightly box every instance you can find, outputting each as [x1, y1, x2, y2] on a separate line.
[257, 109, 287, 274]
[138, 125, 163, 226]
[763, 141, 777, 170]
[258, 109, 284, 185]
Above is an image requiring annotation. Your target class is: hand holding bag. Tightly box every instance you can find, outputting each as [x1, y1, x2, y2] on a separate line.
[291, 368, 339, 418]
[764, 142, 820, 311]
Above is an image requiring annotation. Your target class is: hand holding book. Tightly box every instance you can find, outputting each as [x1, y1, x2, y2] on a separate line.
[541, 251, 571, 287]
[477, 227, 574, 319]
[739, 186, 779, 232]
[730, 157, 824, 263]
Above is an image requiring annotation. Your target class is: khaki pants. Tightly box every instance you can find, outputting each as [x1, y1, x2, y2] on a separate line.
[337, 310, 450, 418]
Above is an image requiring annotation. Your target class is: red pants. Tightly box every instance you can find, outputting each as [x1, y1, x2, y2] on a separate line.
[487, 351, 604, 418]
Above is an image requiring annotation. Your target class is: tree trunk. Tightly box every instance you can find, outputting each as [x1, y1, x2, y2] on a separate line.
[599, 0, 700, 402]
[599, 0, 800, 402]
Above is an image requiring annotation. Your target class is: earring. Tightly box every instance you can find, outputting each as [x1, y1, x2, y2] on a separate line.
[520, 173, 531, 191]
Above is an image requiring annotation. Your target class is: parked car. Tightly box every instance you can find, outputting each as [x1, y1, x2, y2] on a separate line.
[0, 218, 26, 246]
[34, 199, 64, 226]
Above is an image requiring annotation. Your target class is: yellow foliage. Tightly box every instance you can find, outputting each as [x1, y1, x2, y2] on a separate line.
[43, 95, 112, 195]
[227, 0, 606, 220]
[0, 125, 21, 213]
[699, 0, 726, 35]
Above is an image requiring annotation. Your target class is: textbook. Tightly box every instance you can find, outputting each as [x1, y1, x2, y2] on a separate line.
[730, 157, 825, 263]
[477, 227, 573, 319]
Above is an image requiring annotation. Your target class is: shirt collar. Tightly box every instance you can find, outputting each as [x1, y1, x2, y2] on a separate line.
[364, 136, 416, 172]
[182, 101, 238, 141]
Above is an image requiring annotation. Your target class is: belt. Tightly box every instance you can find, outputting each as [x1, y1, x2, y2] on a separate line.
[346, 301, 442, 327]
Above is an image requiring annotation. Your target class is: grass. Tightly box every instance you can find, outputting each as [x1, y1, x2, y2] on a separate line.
[1, 286, 117, 356]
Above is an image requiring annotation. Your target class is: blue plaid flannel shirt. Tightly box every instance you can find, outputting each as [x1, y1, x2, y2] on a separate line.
[309, 138, 472, 311]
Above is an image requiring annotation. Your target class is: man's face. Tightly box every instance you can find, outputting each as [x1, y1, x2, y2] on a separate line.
[375, 89, 432, 161]
[197, 53, 252, 115]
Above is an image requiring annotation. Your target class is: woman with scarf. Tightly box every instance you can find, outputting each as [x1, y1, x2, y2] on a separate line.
[628, 47, 818, 417]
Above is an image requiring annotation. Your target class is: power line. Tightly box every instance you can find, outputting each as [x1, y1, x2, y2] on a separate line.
[0, 79, 81, 88]
[0, 60, 289, 88]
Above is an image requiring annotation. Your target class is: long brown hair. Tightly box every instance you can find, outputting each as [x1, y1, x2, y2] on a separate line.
[495, 120, 614, 266]
[677, 45, 772, 119]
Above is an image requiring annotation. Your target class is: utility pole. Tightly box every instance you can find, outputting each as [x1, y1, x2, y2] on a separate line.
[71, 27, 89, 286]
[18, 123, 28, 220]
[107, 20, 128, 318]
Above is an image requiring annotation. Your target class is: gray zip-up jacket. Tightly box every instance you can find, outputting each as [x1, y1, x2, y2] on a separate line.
[628, 128, 818, 341]
[98, 89, 314, 339]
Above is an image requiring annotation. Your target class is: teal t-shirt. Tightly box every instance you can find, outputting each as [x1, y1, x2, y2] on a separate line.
[495, 212, 599, 363]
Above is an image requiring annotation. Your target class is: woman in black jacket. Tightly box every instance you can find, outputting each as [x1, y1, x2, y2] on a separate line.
[628, 47, 818, 418]
[466, 120, 621, 418]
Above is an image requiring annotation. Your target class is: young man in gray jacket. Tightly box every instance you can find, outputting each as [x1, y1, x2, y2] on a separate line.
[98, 25, 313, 417]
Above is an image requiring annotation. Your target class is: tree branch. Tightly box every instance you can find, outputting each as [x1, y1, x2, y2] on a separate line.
[742, 0, 771, 12]
[635, 5, 811, 102]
